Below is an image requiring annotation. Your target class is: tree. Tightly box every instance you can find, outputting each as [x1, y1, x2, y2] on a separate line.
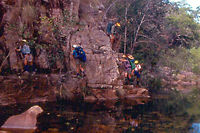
[165, 5, 200, 48]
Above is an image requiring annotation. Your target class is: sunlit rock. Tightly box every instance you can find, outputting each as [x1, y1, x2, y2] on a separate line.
[1, 105, 43, 129]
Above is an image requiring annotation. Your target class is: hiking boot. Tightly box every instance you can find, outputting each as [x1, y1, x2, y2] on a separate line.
[81, 71, 86, 77]
[76, 73, 82, 78]
[124, 78, 129, 85]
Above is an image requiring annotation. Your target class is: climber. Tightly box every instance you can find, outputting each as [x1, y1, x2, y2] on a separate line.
[120, 54, 132, 84]
[106, 21, 114, 36]
[16, 39, 34, 73]
[111, 22, 120, 34]
[106, 22, 121, 44]
[72, 44, 86, 77]
[127, 55, 135, 72]
[110, 22, 120, 45]
[126, 54, 135, 84]
[24, 53, 34, 72]
[15, 41, 23, 59]
[133, 60, 142, 87]
[16, 39, 31, 55]
[21, 39, 31, 55]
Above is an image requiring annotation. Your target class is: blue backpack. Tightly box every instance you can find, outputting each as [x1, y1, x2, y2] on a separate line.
[75, 47, 86, 62]
[21, 44, 31, 54]
[106, 22, 114, 35]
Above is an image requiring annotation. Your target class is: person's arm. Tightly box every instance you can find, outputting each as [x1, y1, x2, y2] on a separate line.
[73, 50, 78, 58]
[111, 24, 115, 34]
[15, 46, 21, 52]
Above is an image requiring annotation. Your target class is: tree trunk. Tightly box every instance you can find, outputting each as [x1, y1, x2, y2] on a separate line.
[131, 0, 150, 54]
[124, 1, 128, 54]
[131, 14, 145, 54]
[70, 1, 74, 21]
[103, 0, 120, 20]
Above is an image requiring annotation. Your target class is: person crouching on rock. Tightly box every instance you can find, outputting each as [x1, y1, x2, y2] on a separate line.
[120, 54, 132, 84]
[72, 45, 86, 77]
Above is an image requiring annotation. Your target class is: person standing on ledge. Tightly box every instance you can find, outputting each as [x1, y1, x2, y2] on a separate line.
[72, 44, 86, 78]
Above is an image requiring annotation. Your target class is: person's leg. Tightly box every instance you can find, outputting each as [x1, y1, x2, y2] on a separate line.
[75, 59, 80, 76]
[29, 62, 33, 72]
[135, 71, 140, 87]
[80, 61, 86, 77]
[23, 55, 28, 72]
[76, 67, 80, 75]
[124, 72, 128, 78]
[80, 64, 84, 72]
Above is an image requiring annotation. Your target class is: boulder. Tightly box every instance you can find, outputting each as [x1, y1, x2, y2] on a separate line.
[136, 88, 149, 97]
[103, 89, 118, 101]
[70, 27, 121, 88]
[1, 105, 43, 129]
[36, 49, 49, 69]
[176, 74, 186, 80]
[116, 88, 126, 98]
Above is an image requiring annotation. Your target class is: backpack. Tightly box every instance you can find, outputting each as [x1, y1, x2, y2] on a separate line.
[128, 59, 135, 70]
[75, 46, 86, 62]
[21, 44, 31, 54]
[106, 22, 114, 35]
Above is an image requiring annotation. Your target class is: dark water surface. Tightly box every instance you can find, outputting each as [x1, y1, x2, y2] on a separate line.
[0, 91, 200, 133]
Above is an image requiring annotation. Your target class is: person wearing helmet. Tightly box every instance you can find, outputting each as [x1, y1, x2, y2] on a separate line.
[72, 44, 86, 77]
[133, 60, 142, 87]
[119, 54, 132, 84]
[107, 21, 121, 45]
[16, 39, 34, 73]
[127, 55, 135, 71]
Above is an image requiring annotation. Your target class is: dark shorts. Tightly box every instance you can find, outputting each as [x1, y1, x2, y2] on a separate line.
[75, 58, 86, 68]
[134, 71, 140, 78]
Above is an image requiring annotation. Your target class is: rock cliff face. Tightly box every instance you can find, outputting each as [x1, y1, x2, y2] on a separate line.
[0, 0, 149, 105]
[0, 0, 121, 88]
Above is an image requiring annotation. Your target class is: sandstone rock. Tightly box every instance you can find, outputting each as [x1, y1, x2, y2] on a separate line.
[123, 85, 134, 90]
[136, 88, 149, 97]
[137, 88, 148, 95]
[103, 89, 118, 100]
[176, 74, 186, 80]
[36, 49, 49, 69]
[125, 94, 137, 99]
[176, 85, 184, 90]
[1, 105, 43, 129]
[116, 88, 126, 98]
[84, 96, 97, 103]
[70, 27, 121, 88]
[127, 89, 138, 94]
[95, 93, 106, 102]
[0, 76, 4, 82]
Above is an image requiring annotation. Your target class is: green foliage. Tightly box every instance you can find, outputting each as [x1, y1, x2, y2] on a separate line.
[167, 8, 200, 38]
[148, 78, 162, 93]
[160, 47, 190, 71]
[160, 47, 200, 75]
[189, 47, 200, 74]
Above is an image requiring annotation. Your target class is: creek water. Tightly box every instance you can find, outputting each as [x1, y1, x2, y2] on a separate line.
[0, 90, 200, 133]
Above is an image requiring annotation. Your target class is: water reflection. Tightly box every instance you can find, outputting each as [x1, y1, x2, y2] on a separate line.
[190, 123, 200, 133]
[0, 91, 200, 133]
[0, 128, 35, 133]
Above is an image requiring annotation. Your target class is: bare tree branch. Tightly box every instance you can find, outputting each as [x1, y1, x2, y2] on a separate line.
[103, 0, 120, 20]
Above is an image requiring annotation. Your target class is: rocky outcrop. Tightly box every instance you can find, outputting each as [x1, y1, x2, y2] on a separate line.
[70, 27, 121, 88]
[0, 0, 150, 106]
[160, 67, 200, 93]
[0, 75, 149, 106]
[0, 0, 121, 88]
[1, 105, 43, 129]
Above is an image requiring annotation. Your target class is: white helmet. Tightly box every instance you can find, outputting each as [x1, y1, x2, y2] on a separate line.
[72, 45, 78, 48]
